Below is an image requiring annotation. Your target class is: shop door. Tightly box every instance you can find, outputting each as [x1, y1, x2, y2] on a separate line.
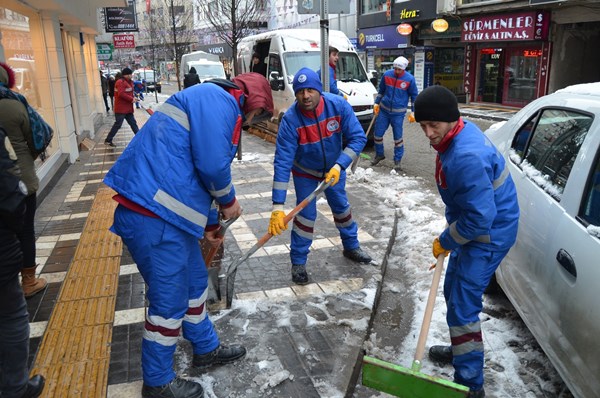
[502, 47, 541, 107]
[477, 48, 505, 104]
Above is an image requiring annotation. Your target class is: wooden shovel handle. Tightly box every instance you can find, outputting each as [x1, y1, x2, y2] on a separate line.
[414, 254, 446, 363]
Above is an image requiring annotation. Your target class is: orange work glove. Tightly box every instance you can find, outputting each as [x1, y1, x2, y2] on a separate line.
[324, 164, 341, 186]
[268, 207, 287, 236]
[373, 104, 380, 116]
[432, 237, 451, 260]
[407, 111, 416, 123]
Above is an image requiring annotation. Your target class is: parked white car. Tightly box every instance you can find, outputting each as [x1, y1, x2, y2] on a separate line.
[484, 82, 600, 398]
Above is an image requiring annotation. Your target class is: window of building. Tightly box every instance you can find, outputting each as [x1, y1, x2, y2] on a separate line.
[0, 6, 59, 162]
[362, 0, 388, 15]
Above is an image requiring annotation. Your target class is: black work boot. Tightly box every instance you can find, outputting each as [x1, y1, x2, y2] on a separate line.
[343, 247, 372, 264]
[291, 264, 309, 285]
[394, 160, 402, 171]
[142, 377, 203, 398]
[428, 345, 453, 365]
[370, 154, 385, 166]
[468, 388, 486, 398]
[21, 375, 45, 398]
[192, 344, 247, 369]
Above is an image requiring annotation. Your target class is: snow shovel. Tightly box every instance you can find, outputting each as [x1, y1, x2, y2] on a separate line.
[351, 112, 377, 173]
[361, 254, 470, 398]
[225, 179, 331, 308]
[204, 215, 239, 267]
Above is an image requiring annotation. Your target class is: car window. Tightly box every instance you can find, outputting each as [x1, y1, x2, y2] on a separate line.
[510, 108, 593, 200]
[581, 158, 600, 227]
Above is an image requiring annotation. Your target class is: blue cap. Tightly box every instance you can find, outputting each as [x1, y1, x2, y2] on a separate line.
[293, 67, 323, 95]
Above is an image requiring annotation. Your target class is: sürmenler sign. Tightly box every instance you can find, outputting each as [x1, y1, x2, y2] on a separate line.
[461, 11, 549, 42]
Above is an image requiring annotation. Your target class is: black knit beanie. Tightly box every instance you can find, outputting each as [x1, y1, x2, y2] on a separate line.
[414, 85, 460, 122]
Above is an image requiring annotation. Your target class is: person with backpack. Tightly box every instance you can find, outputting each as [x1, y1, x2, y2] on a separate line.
[0, 123, 46, 398]
[0, 62, 49, 298]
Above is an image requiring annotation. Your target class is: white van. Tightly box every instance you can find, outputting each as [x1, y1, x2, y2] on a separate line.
[186, 60, 227, 83]
[180, 51, 222, 81]
[236, 29, 377, 133]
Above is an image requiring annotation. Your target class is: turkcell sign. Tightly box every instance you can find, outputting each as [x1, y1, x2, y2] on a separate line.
[357, 25, 410, 50]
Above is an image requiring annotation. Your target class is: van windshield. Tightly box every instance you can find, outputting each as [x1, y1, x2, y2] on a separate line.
[192, 64, 226, 78]
[135, 71, 156, 82]
[282, 52, 368, 83]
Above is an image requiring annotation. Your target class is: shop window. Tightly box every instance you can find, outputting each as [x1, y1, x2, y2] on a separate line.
[433, 48, 464, 94]
[362, 0, 388, 15]
[0, 6, 58, 162]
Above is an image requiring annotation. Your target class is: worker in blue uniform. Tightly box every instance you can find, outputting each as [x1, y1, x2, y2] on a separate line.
[316, 46, 347, 99]
[371, 56, 419, 170]
[414, 85, 520, 398]
[103, 74, 273, 398]
[268, 67, 372, 285]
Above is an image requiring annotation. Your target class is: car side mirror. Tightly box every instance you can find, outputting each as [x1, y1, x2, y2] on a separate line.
[269, 71, 284, 91]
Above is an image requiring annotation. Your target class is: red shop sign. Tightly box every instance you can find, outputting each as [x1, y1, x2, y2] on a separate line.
[462, 11, 549, 43]
[113, 34, 135, 49]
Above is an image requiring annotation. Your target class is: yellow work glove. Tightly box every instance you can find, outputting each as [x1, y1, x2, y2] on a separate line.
[407, 111, 416, 123]
[269, 206, 287, 236]
[325, 164, 341, 186]
[343, 94, 348, 101]
[373, 104, 380, 116]
[432, 237, 451, 259]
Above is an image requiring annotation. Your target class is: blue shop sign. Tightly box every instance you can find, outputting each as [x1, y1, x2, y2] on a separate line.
[357, 25, 410, 50]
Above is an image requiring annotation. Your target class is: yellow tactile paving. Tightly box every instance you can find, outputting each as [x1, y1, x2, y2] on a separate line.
[31, 186, 122, 398]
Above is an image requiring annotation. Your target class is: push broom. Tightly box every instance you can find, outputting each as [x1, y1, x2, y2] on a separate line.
[361, 254, 470, 398]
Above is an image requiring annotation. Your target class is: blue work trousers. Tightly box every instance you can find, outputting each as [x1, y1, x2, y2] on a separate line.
[373, 110, 406, 162]
[111, 205, 219, 386]
[290, 173, 359, 265]
[444, 245, 508, 391]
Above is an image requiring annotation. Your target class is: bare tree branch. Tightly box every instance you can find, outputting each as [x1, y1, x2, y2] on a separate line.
[198, 0, 267, 75]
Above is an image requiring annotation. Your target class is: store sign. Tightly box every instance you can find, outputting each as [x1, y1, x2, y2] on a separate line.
[462, 10, 549, 42]
[398, 9, 419, 19]
[113, 34, 135, 49]
[104, 1, 138, 33]
[431, 19, 449, 33]
[96, 43, 113, 61]
[357, 25, 410, 50]
[397, 23, 413, 36]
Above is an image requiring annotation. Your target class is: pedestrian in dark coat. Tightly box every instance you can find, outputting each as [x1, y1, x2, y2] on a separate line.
[183, 67, 201, 89]
[100, 71, 110, 112]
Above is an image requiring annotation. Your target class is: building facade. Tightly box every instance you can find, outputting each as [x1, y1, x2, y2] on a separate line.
[0, 0, 124, 200]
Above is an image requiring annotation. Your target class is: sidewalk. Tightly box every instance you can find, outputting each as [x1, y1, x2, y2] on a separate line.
[26, 108, 399, 397]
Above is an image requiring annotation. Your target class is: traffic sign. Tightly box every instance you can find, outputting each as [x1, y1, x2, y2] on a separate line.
[96, 43, 113, 61]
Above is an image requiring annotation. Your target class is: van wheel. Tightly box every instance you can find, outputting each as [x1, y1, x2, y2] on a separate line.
[485, 273, 502, 295]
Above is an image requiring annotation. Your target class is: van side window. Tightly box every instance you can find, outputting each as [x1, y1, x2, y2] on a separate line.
[268, 55, 282, 79]
[581, 158, 600, 227]
[511, 108, 592, 201]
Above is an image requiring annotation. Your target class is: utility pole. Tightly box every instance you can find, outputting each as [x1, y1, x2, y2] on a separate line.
[171, 0, 181, 91]
[320, 0, 329, 92]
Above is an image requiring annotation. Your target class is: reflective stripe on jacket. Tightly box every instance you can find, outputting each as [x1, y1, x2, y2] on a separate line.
[103, 83, 242, 237]
[272, 93, 365, 204]
[436, 120, 519, 251]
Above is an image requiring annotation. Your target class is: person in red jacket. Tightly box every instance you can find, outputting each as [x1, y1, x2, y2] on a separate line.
[105, 67, 139, 147]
